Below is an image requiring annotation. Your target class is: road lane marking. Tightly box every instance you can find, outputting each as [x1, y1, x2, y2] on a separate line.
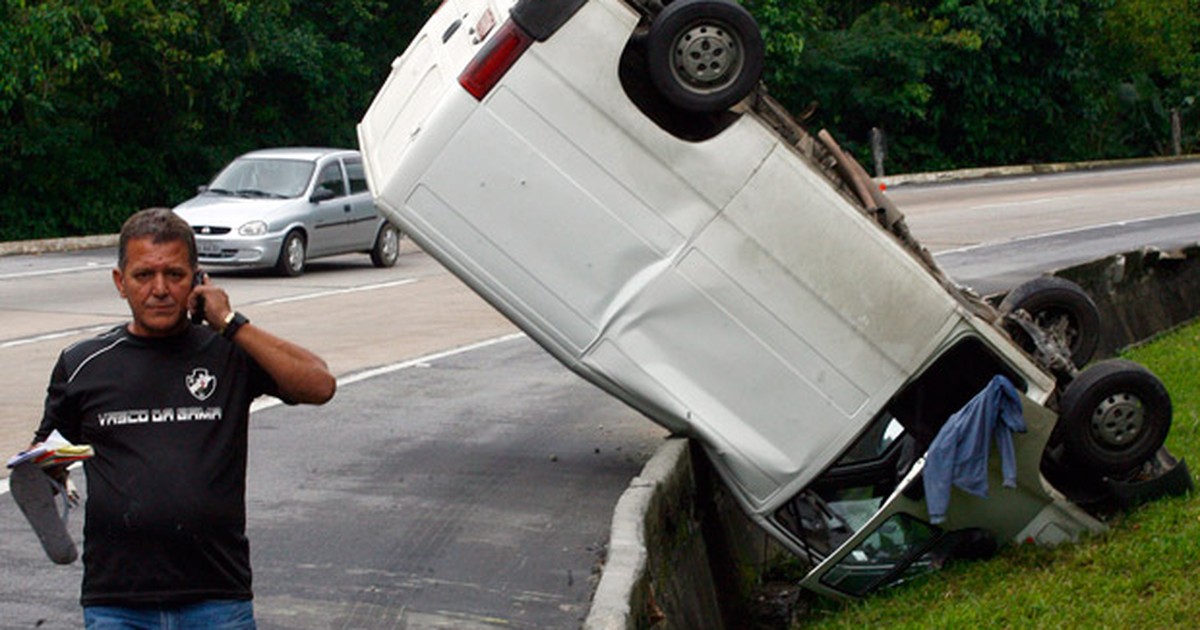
[933, 209, 1200, 257]
[0, 263, 106, 280]
[1, 279, 423, 349]
[255, 278, 419, 306]
[0, 325, 119, 350]
[1, 331, 528, 496]
[251, 332, 527, 413]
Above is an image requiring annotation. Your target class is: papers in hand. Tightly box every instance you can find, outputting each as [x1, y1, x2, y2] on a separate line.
[7, 430, 94, 469]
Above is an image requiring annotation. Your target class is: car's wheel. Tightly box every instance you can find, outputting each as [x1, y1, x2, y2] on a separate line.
[1058, 359, 1171, 475]
[999, 276, 1101, 367]
[370, 223, 401, 268]
[645, 0, 764, 113]
[275, 230, 307, 277]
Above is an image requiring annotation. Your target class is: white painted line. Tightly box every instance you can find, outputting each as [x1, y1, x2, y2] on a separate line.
[336, 332, 526, 387]
[933, 210, 1200, 257]
[0, 262, 106, 281]
[256, 278, 418, 306]
[2, 332, 529, 496]
[0, 325, 118, 350]
[2, 280, 421, 348]
[251, 331, 527, 413]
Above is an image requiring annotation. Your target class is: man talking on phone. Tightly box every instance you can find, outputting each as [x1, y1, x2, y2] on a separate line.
[28, 207, 336, 628]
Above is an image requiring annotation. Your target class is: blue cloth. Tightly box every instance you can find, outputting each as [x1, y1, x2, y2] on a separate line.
[923, 375, 1026, 524]
[84, 599, 255, 629]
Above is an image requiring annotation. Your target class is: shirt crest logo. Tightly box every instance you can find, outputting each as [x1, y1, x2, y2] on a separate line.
[186, 368, 217, 401]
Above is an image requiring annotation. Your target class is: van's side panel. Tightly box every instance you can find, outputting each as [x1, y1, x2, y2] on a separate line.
[360, 0, 965, 511]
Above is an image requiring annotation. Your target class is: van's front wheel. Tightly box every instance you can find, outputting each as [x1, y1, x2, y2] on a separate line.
[646, 0, 764, 113]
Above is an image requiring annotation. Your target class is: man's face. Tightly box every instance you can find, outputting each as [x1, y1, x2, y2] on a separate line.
[112, 237, 196, 337]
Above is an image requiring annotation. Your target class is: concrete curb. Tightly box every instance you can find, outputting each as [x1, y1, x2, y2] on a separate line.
[0, 234, 118, 257]
[585, 438, 689, 630]
[881, 154, 1200, 188]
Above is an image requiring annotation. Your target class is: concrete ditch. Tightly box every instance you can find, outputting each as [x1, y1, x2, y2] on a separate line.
[584, 244, 1200, 630]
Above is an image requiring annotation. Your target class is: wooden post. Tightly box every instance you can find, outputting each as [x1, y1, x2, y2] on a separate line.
[1171, 108, 1182, 156]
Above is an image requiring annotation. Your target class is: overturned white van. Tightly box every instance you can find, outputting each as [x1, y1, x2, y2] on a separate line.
[358, 0, 1189, 598]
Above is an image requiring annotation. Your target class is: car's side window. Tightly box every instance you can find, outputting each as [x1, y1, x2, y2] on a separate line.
[345, 158, 369, 194]
[316, 162, 346, 198]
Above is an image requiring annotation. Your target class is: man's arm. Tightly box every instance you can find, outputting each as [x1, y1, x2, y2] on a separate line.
[224, 322, 336, 404]
[191, 280, 336, 405]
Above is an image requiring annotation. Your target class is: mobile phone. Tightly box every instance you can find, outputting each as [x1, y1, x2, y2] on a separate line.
[190, 269, 207, 324]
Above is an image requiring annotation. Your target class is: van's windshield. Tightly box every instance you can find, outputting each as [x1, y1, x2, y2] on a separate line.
[774, 414, 917, 558]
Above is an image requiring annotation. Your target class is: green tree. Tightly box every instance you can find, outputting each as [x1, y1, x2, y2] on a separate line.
[0, 0, 433, 241]
[923, 0, 1111, 167]
[746, 0, 1197, 171]
[1093, 0, 1200, 155]
[3, 0, 1198, 240]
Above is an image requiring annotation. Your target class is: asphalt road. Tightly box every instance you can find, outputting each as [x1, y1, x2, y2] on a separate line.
[895, 160, 1200, 294]
[892, 160, 1200, 252]
[2, 162, 1199, 628]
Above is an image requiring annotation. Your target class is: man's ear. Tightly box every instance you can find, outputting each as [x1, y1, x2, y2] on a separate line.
[112, 268, 127, 299]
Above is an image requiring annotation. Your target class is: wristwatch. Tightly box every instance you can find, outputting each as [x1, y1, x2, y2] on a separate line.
[220, 311, 249, 340]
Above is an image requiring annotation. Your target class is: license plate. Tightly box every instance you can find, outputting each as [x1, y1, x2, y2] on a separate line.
[197, 241, 221, 255]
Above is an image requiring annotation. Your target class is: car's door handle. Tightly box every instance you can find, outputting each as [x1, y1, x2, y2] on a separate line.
[343, 205, 351, 213]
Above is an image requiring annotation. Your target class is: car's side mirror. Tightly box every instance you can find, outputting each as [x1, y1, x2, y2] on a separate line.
[197, 185, 208, 194]
[310, 187, 336, 203]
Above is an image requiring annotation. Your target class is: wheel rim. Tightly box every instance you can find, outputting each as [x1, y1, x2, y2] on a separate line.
[286, 236, 304, 272]
[1034, 308, 1080, 353]
[1090, 393, 1145, 448]
[670, 19, 744, 95]
[381, 227, 399, 262]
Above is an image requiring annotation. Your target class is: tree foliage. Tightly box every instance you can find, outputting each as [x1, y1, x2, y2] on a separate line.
[0, 0, 434, 241]
[746, 0, 1200, 172]
[1, 0, 1198, 240]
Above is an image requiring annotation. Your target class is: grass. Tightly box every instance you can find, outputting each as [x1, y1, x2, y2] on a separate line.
[798, 320, 1200, 629]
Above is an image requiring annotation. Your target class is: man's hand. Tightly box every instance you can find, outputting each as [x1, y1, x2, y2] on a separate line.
[42, 464, 79, 506]
[188, 273, 235, 329]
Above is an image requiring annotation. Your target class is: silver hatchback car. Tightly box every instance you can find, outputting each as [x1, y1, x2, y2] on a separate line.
[173, 147, 401, 276]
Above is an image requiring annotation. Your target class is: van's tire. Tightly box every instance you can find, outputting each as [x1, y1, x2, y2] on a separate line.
[275, 230, 307, 277]
[999, 276, 1101, 367]
[1058, 359, 1171, 475]
[370, 223, 401, 268]
[646, 0, 764, 113]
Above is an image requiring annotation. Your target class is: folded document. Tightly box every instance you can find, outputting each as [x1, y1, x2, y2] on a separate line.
[6, 430, 93, 469]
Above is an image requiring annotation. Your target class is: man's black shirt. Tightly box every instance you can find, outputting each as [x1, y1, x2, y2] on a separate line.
[36, 324, 279, 606]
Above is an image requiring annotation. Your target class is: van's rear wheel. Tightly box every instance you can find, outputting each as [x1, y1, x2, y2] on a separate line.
[646, 0, 764, 113]
[1058, 360, 1171, 475]
[1000, 276, 1101, 367]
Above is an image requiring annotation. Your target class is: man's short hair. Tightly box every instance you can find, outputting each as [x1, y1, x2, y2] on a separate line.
[118, 207, 198, 270]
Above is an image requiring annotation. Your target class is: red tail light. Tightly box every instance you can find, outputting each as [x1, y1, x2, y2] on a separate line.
[458, 20, 533, 100]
